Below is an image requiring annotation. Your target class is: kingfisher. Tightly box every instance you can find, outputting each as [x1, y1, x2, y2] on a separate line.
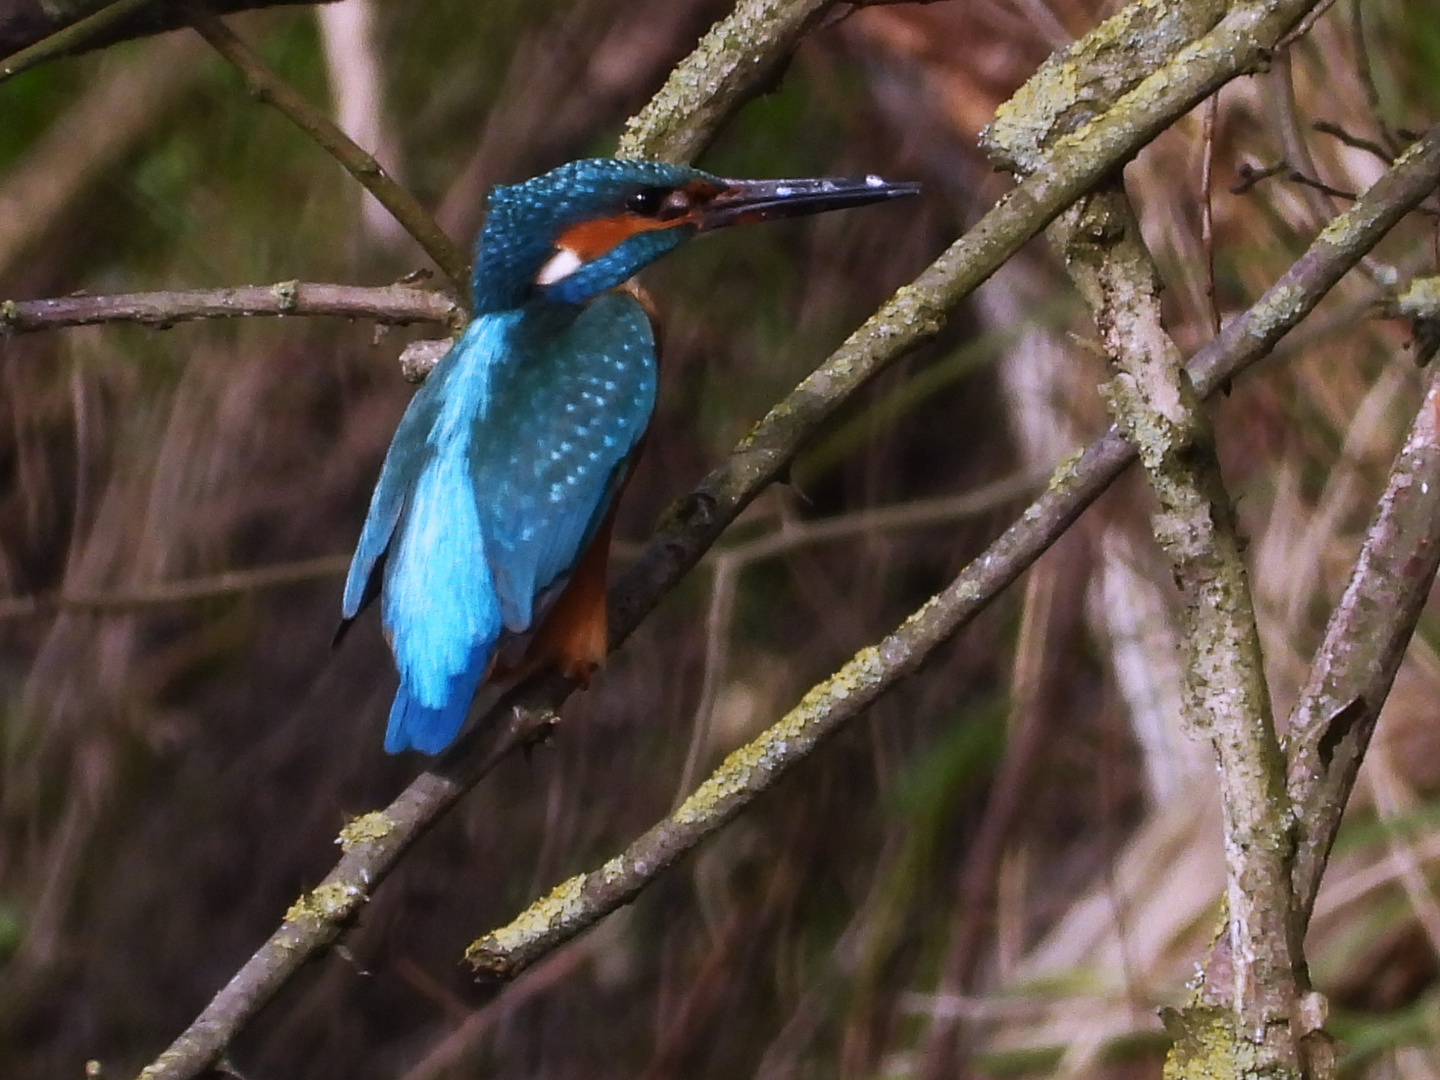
[339, 158, 918, 754]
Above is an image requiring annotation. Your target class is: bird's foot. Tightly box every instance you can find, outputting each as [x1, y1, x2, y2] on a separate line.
[513, 704, 560, 761]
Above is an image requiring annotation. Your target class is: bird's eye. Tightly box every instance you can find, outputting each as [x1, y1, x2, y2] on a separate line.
[626, 187, 670, 216]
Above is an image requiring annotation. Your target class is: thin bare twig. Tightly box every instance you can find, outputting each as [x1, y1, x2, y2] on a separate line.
[0, 0, 344, 65]
[0, 282, 459, 335]
[182, 3, 472, 301]
[1286, 169, 1359, 202]
[0, 0, 164, 81]
[1267, 48, 1336, 226]
[1275, 0, 1338, 49]
[714, 471, 1040, 565]
[1349, 0, 1398, 156]
[1313, 119, 1394, 164]
[1231, 159, 1291, 194]
[0, 555, 351, 621]
[1202, 93, 1222, 336]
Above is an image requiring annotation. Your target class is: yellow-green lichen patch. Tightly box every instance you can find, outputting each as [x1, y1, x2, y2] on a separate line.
[1316, 207, 1368, 250]
[468, 873, 586, 960]
[598, 853, 631, 886]
[138, 1047, 187, 1079]
[884, 284, 946, 341]
[985, 61, 1082, 170]
[896, 591, 946, 635]
[284, 881, 363, 925]
[1161, 1004, 1288, 1080]
[1397, 276, 1440, 320]
[671, 645, 890, 826]
[337, 811, 396, 852]
[271, 279, 300, 312]
[1247, 283, 1306, 337]
[0, 299, 17, 328]
[1048, 447, 1087, 490]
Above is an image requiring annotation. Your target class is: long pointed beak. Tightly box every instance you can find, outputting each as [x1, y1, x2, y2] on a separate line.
[698, 174, 920, 231]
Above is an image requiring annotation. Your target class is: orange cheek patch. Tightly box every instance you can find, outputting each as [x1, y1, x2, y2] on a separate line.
[555, 213, 688, 260]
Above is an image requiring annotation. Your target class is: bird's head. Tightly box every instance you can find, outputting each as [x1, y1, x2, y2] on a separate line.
[471, 158, 919, 314]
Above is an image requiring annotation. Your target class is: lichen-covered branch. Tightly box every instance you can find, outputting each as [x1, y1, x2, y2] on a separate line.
[981, 0, 1231, 173]
[0, 281, 459, 334]
[183, 3, 473, 301]
[1285, 364, 1440, 914]
[134, 707, 559, 1080]
[460, 126, 1440, 990]
[1186, 353, 1440, 1080]
[1059, 184, 1300, 1077]
[616, 0, 840, 164]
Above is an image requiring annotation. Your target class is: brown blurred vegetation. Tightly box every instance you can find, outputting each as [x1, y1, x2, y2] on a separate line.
[1, 1, 1439, 1078]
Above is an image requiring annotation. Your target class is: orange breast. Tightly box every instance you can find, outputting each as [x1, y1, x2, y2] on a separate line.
[489, 505, 617, 687]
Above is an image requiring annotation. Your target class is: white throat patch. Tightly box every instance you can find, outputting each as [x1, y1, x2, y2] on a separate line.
[535, 247, 584, 286]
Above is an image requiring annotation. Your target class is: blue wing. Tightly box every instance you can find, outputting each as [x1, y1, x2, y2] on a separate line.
[474, 292, 657, 634]
[342, 314, 518, 753]
[342, 296, 656, 755]
[340, 355, 447, 626]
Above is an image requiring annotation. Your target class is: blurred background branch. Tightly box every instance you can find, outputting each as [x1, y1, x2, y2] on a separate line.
[0, 0, 340, 67]
[183, 1, 472, 298]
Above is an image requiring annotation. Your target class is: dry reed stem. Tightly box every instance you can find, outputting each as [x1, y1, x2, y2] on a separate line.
[0, 554, 352, 620]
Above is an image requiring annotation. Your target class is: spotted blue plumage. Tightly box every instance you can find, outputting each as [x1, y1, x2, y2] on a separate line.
[343, 299, 656, 753]
[342, 157, 918, 754]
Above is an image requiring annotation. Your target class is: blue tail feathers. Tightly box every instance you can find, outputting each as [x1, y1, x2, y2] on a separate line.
[384, 642, 491, 753]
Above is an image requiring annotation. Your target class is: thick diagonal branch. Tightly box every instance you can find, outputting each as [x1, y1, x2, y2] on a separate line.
[1059, 185, 1300, 1076]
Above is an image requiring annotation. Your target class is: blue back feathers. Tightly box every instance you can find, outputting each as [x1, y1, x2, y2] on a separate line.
[345, 160, 689, 752]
